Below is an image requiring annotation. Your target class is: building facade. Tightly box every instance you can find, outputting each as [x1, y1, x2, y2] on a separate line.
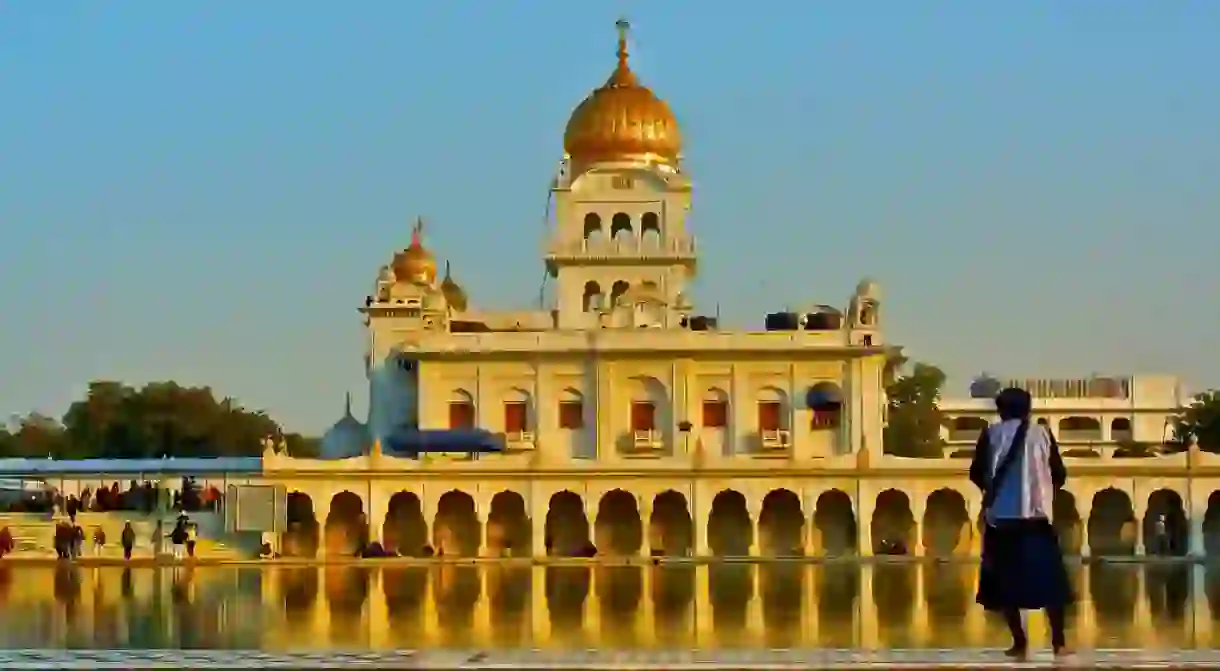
[254, 22, 1220, 563]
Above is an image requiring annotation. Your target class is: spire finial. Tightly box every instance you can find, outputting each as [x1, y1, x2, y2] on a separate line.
[444, 260, 452, 279]
[411, 216, 424, 246]
[344, 392, 352, 417]
[615, 18, 630, 69]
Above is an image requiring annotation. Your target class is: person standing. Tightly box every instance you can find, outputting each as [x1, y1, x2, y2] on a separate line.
[121, 522, 136, 561]
[970, 387, 1072, 659]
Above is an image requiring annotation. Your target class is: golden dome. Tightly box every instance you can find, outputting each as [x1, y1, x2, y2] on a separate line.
[391, 217, 437, 285]
[563, 20, 682, 167]
[440, 261, 468, 312]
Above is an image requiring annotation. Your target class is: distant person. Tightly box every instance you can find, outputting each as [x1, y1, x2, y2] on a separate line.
[152, 520, 164, 558]
[169, 518, 189, 560]
[70, 517, 84, 559]
[92, 527, 106, 557]
[121, 522, 136, 561]
[0, 526, 13, 558]
[186, 522, 197, 558]
[971, 387, 1072, 659]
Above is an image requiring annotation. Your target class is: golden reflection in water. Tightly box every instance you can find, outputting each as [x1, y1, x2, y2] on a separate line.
[0, 563, 1217, 650]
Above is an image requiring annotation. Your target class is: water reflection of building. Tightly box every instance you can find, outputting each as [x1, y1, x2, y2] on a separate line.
[253, 21, 1220, 563]
[3, 565, 1220, 651]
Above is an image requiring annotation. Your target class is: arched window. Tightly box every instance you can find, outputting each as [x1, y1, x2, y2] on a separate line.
[558, 388, 584, 430]
[806, 382, 843, 429]
[610, 213, 632, 241]
[640, 212, 661, 248]
[448, 389, 475, 429]
[582, 212, 602, 241]
[610, 280, 630, 307]
[702, 388, 729, 429]
[503, 388, 531, 435]
[582, 281, 602, 312]
[757, 387, 787, 432]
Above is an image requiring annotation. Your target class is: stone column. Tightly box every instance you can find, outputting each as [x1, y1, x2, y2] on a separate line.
[856, 492, 874, 557]
[531, 508, 548, 558]
[367, 569, 390, 649]
[311, 568, 330, 648]
[858, 564, 879, 648]
[692, 487, 712, 557]
[531, 565, 550, 647]
[746, 500, 760, 557]
[638, 495, 653, 557]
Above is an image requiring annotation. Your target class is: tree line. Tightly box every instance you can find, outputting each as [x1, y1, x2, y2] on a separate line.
[1, 372, 1216, 461]
[0, 381, 319, 460]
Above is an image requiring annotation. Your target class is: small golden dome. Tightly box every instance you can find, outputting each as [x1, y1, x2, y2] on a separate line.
[440, 261, 468, 312]
[563, 20, 682, 167]
[391, 217, 437, 285]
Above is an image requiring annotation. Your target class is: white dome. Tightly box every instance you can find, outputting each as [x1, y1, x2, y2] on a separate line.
[319, 394, 369, 460]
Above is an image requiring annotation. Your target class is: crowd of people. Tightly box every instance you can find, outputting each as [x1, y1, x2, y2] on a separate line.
[50, 478, 223, 516]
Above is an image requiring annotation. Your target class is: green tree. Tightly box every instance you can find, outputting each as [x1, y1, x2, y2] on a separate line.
[1175, 390, 1220, 452]
[55, 380, 285, 458]
[883, 358, 948, 458]
[2, 413, 74, 459]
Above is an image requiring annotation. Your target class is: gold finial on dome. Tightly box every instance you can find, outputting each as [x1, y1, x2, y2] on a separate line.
[440, 261, 468, 312]
[391, 216, 437, 285]
[562, 19, 682, 167]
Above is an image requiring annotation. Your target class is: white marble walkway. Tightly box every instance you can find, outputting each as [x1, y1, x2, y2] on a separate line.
[2, 649, 1220, 669]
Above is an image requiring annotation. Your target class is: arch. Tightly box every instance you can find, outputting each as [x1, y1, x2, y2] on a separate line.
[871, 489, 915, 555]
[950, 416, 989, 433]
[813, 489, 857, 556]
[557, 387, 584, 432]
[448, 388, 475, 429]
[758, 489, 805, 556]
[806, 381, 843, 429]
[921, 489, 970, 557]
[610, 212, 633, 240]
[324, 491, 367, 556]
[582, 212, 603, 241]
[326, 567, 370, 639]
[1143, 489, 1187, 557]
[582, 281, 603, 312]
[1059, 416, 1102, 435]
[383, 491, 428, 557]
[594, 489, 643, 556]
[1088, 488, 1136, 556]
[1111, 417, 1132, 432]
[1053, 490, 1083, 554]
[502, 387, 532, 435]
[279, 568, 318, 625]
[640, 212, 661, 248]
[610, 280, 630, 307]
[1204, 491, 1220, 556]
[487, 491, 531, 557]
[649, 490, 693, 556]
[433, 490, 480, 557]
[707, 489, 752, 556]
[545, 491, 591, 556]
[282, 492, 319, 558]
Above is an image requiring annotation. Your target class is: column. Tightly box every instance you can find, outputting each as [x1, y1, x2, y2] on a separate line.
[639, 495, 653, 558]
[368, 569, 390, 649]
[747, 501, 760, 557]
[694, 565, 712, 646]
[474, 569, 492, 645]
[531, 508, 548, 558]
[637, 567, 655, 644]
[531, 566, 550, 647]
[858, 564, 879, 648]
[745, 566, 763, 645]
[692, 490, 712, 557]
[910, 495, 927, 558]
[856, 493, 874, 557]
[1189, 513, 1206, 558]
[312, 568, 330, 648]
[366, 488, 385, 546]
[911, 563, 928, 647]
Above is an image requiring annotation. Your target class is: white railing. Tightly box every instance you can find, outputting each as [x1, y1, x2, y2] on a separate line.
[546, 236, 696, 258]
[759, 429, 792, 450]
[505, 431, 536, 449]
[632, 430, 664, 449]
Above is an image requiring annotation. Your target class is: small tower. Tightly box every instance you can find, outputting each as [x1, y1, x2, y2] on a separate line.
[849, 278, 881, 329]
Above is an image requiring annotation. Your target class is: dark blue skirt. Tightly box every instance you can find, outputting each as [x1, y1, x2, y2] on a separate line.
[977, 518, 1073, 611]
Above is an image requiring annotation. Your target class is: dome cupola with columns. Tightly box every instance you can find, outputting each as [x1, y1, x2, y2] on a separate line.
[562, 19, 682, 169]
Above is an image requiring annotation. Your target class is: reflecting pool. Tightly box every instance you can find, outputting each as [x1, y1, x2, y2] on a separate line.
[0, 561, 1218, 650]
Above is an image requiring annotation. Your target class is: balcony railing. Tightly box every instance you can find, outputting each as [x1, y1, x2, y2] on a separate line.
[623, 430, 665, 458]
[504, 431, 536, 450]
[546, 237, 696, 259]
[1058, 430, 1104, 443]
[758, 429, 792, 451]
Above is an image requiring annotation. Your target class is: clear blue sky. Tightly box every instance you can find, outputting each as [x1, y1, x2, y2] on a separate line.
[2, 2, 1217, 434]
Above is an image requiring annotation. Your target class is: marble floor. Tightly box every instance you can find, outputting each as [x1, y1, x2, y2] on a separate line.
[3, 649, 1220, 669]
